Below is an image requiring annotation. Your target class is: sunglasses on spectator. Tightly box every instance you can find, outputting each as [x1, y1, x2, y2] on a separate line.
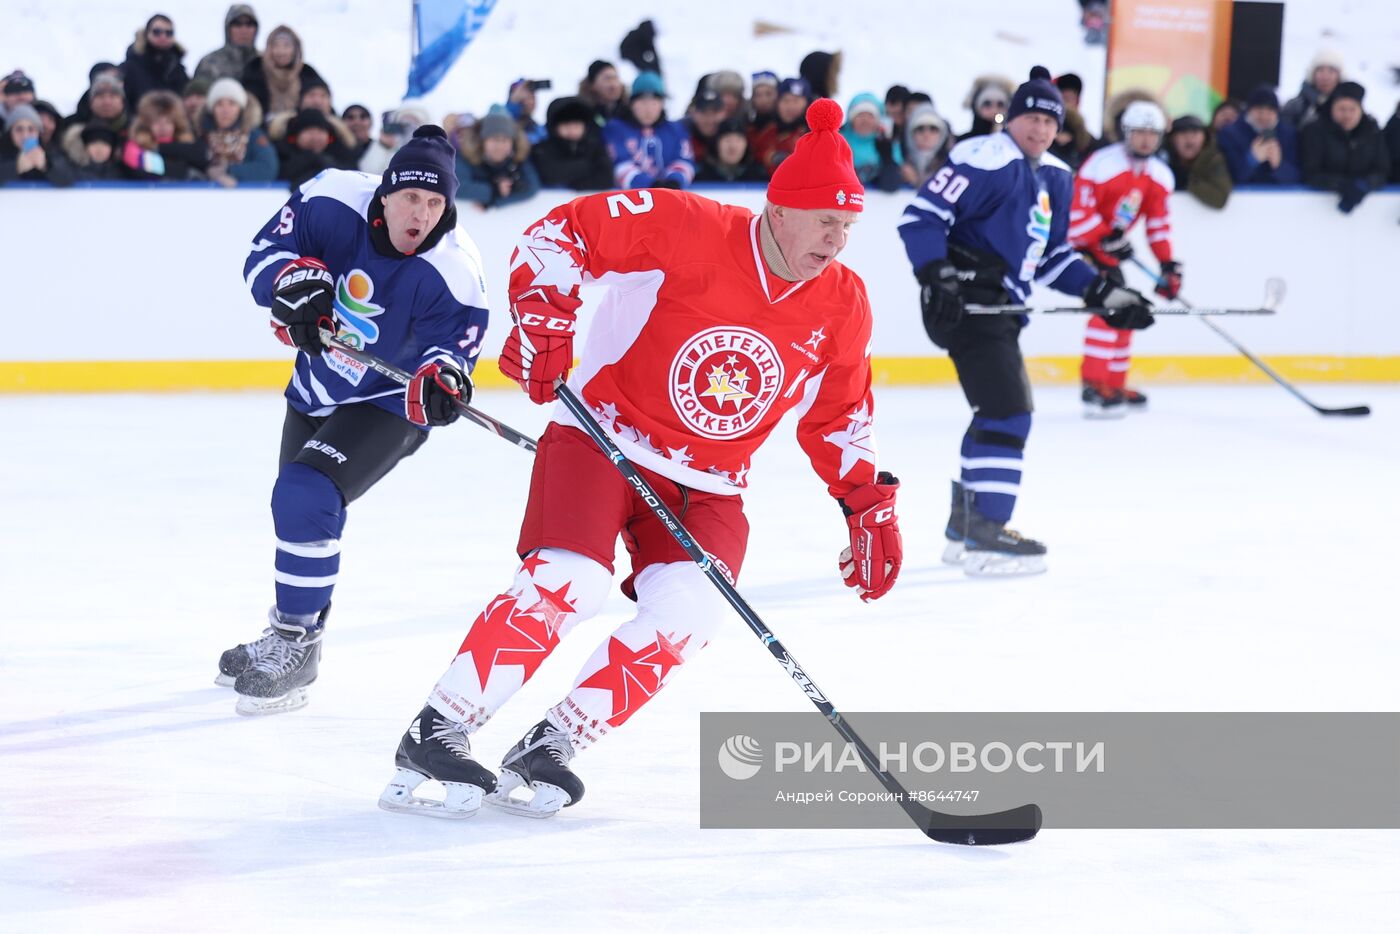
[150, 27, 174, 37]
[978, 98, 1008, 110]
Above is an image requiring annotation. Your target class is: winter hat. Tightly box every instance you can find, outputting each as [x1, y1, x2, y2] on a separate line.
[974, 84, 1010, 111]
[846, 92, 882, 122]
[751, 71, 779, 89]
[289, 107, 332, 136]
[183, 76, 211, 98]
[208, 77, 248, 109]
[80, 123, 119, 147]
[715, 117, 747, 140]
[1330, 80, 1365, 105]
[1245, 85, 1280, 111]
[546, 95, 595, 129]
[767, 99, 864, 212]
[1309, 46, 1345, 77]
[707, 70, 745, 98]
[586, 59, 614, 84]
[692, 88, 724, 112]
[4, 74, 35, 97]
[91, 72, 124, 98]
[479, 104, 516, 139]
[778, 77, 811, 100]
[631, 71, 666, 99]
[4, 103, 40, 132]
[382, 124, 458, 201]
[799, 50, 839, 100]
[885, 84, 911, 107]
[1006, 66, 1064, 127]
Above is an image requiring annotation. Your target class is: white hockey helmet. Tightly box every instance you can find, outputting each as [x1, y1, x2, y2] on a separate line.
[1121, 100, 1167, 134]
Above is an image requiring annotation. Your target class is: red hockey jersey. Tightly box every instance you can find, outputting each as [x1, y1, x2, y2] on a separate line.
[507, 189, 880, 499]
[1067, 142, 1175, 267]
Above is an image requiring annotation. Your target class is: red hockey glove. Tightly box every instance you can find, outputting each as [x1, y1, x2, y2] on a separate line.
[406, 360, 470, 428]
[838, 471, 903, 602]
[271, 257, 336, 356]
[1155, 260, 1183, 300]
[498, 293, 581, 404]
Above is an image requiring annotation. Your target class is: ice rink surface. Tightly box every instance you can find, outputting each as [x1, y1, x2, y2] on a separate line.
[3, 385, 1398, 933]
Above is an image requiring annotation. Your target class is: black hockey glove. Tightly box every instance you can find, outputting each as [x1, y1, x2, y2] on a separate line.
[1084, 276, 1155, 330]
[406, 360, 471, 428]
[1098, 227, 1135, 262]
[271, 257, 337, 356]
[917, 259, 965, 330]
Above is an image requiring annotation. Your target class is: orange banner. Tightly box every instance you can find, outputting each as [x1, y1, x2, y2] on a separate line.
[1106, 0, 1232, 120]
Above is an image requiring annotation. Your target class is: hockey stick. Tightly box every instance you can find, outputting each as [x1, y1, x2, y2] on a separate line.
[963, 299, 1278, 316]
[554, 382, 1042, 846]
[316, 331, 540, 451]
[1125, 258, 1370, 418]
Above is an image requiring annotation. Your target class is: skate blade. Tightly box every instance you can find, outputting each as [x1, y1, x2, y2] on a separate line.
[235, 687, 309, 716]
[485, 770, 570, 818]
[964, 552, 1047, 578]
[941, 540, 966, 565]
[378, 768, 483, 819]
[1083, 404, 1128, 420]
[214, 673, 236, 687]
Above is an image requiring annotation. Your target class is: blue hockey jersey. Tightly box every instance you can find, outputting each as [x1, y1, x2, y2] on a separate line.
[243, 170, 490, 422]
[898, 132, 1096, 303]
[602, 115, 696, 189]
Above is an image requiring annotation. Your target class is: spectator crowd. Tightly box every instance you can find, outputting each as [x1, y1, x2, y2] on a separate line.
[2, 8, 1397, 217]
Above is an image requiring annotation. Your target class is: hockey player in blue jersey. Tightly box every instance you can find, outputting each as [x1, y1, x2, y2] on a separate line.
[899, 68, 1154, 576]
[218, 126, 491, 714]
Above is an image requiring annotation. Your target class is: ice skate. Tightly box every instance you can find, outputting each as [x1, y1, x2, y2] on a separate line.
[232, 610, 325, 715]
[1121, 387, 1148, 409]
[1082, 384, 1127, 419]
[963, 510, 1047, 577]
[487, 717, 584, 818]
[942, 479, 969, 565]
[216, 603, 330, 686]
[379, 705, 497, 819]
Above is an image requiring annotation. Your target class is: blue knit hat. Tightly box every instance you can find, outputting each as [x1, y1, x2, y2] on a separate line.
[631, 71, 666, 99]
[383, 125, 458, 201]
[1006, 66, 1064, 128]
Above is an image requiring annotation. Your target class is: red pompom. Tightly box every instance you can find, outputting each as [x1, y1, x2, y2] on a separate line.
[805, 98, 843, 131]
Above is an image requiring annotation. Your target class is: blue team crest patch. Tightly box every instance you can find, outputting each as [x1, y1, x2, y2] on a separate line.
[325, 269, 385, 386]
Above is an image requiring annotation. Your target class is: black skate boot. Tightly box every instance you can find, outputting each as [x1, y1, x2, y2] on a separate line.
[487, 717, 585, 818]
[963, 510, 1047, 577]
[232, 609, 326, 716]
[217, 603, 330, 686]
[1082, 383, 1127, 419]
[1121, 386, 1148, 409]
[942, 479, 970, 565]
[378, 705, 498, 819]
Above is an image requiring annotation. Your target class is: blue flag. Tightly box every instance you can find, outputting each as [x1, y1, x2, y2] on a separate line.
[407, 0, 498, 98]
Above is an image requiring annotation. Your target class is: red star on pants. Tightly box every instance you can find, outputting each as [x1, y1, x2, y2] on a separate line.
[456, 594, 563, 689]
[577, 631, 691, 727]
[520, 552, 550, 576]
[520, 582, 577, 638]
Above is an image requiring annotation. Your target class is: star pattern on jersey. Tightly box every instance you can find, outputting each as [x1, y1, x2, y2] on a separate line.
[513, 222, 582, 292]
[592, 400, 622, 432]
[804, 328, 827, 350]
[822, 402, 877, 478]
[666, 445, 694, 468]
[577, 631, 691, 727]
[456, 594, 564, 689]
[701, 363, 755, 409]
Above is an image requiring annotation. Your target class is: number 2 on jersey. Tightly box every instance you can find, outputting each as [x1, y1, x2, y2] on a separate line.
[606, 190, 655, 218]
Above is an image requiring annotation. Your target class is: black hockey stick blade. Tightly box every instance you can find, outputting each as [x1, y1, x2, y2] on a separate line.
[318, 331, 540, 450]
[1319, 404, 1371, 417]
[919, 802, 1043, 846]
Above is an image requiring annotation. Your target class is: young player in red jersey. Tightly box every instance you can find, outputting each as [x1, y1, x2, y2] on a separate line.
[379, 99, 903, 820]
[1068, 100, 1182, 417]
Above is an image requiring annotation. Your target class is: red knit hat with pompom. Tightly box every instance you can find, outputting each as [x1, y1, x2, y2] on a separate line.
[767, 98, 865, 212]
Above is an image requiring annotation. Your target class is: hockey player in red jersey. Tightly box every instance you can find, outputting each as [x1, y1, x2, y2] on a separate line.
[1068, 100, 1181, 417]
[379, 99, 902, 820]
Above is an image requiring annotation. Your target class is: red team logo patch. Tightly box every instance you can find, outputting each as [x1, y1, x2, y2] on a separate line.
[669, 327, 785, 439]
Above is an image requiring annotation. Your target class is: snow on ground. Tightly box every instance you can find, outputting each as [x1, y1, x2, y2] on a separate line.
[2, 385, 1398, 932]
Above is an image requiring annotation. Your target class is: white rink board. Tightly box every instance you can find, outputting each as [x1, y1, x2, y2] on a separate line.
[2, 186, 1397, 363]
